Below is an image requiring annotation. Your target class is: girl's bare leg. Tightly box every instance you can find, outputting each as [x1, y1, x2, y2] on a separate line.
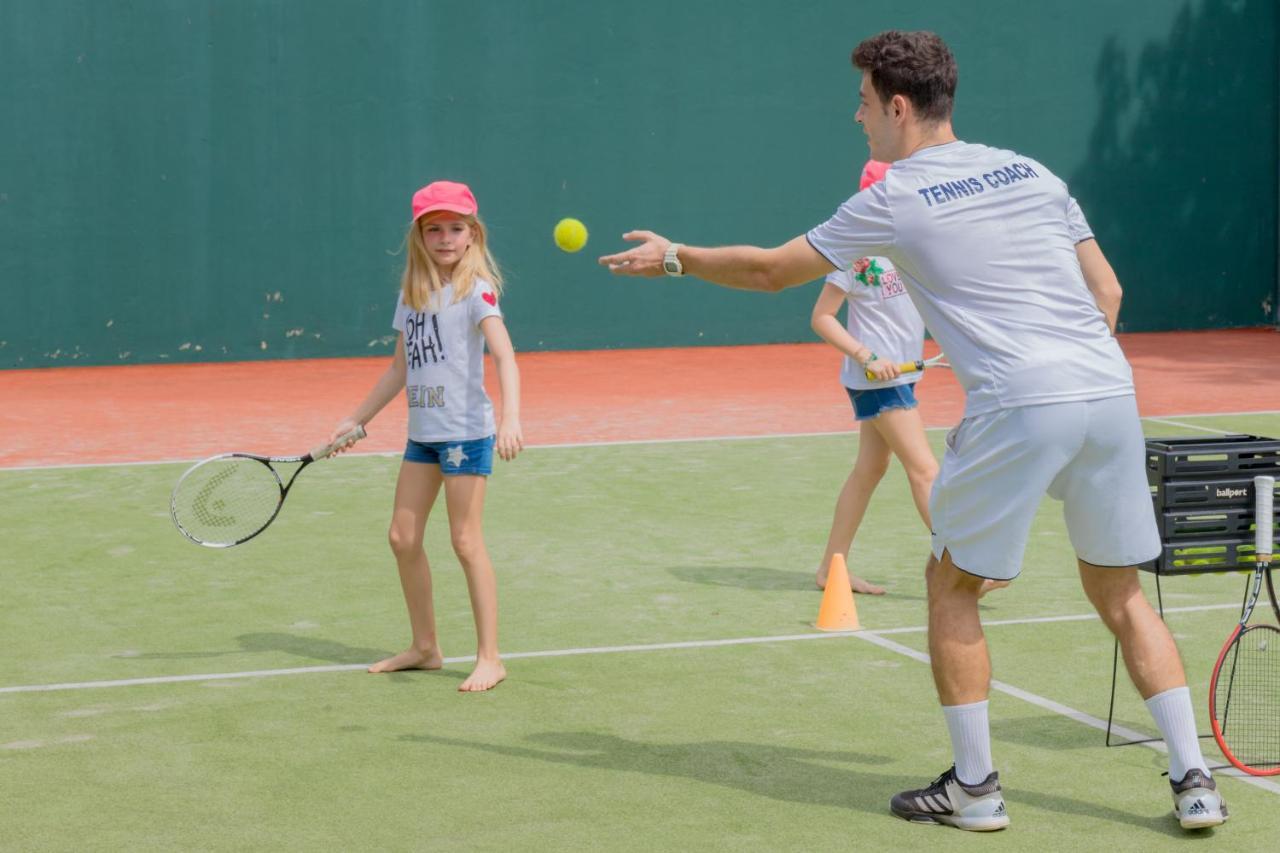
[869, 405, 938, 528]
[443, 474, 505, 692]
[817, 422, 891, 593]
[369, 461, 446, 673]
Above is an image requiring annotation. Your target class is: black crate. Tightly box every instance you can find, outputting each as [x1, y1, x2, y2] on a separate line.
[1158, 506, 1280, 540]
[1141, 537, 1280, 576]
[1150, 476, 1278, 511]
[1145, 434, 1280, 481]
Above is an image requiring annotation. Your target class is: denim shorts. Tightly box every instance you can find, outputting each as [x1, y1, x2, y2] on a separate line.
[846, 383, 920, 421]
[403, 435, 495, 476]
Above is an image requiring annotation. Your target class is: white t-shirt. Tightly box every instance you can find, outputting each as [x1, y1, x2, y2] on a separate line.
[807, 141, 1134, 418]
[826, 258, 925, 391]
[391, 280, 502, 442]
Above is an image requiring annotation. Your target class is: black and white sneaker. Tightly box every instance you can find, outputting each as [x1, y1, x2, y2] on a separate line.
[890, 766, 1010, 831]
[1171, 768, 1228, 829]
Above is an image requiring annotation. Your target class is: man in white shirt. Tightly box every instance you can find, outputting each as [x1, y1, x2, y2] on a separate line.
[599, 29, 1225, 832]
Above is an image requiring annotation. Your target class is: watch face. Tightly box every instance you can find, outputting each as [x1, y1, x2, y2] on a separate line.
[663, 248, 680, 273]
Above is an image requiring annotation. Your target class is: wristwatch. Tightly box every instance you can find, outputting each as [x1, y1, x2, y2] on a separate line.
[663, 243, 685, 277]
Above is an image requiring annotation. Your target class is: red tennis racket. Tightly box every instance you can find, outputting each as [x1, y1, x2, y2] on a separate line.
[1208, 474, 1280, 776]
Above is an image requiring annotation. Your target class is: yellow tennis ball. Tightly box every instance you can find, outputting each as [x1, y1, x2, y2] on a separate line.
[554, 218, 588, 253]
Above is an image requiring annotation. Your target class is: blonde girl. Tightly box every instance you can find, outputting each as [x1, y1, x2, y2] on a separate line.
[331, 180, 522, 692]
[812, 163, 1006, 598]
[810, 161, 937, 595]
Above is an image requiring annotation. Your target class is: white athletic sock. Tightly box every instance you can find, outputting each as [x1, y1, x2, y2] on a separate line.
[943, 700, 994, 786]
[1145, 686, 1209, 782]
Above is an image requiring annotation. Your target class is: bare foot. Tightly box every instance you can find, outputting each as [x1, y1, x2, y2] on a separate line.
[815, 569, 886, 595]
[367, 647, 443, 673]
[850, 575, 887, 595]
[458, 658, 506, 692]
[979, 579, 1011, 599]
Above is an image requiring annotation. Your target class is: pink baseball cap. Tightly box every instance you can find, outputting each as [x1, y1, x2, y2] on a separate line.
[859, 160, 890, 191]
[411, 181, 478, 220]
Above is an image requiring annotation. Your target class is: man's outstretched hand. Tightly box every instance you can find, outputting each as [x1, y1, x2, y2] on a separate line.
[598, 230, 671, 277]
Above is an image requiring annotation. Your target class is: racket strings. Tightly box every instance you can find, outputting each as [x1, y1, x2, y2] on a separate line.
[1214, 625, 1280, 771]
[171, 457, 282, 545]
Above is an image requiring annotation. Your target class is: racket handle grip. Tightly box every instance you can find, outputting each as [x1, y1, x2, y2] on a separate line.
[1256, 475, 1275, 560]
[864, 359, 925, 381]
[310, 425, 367, 460]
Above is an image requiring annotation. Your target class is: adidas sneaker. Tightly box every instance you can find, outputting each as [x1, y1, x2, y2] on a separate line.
[890, 766, 1010, 831]
[1171, 768, 1228, 829]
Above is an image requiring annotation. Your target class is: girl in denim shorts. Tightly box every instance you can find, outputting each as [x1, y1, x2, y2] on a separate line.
[808, 161, 939, 596]
[328, 181, 522, 692]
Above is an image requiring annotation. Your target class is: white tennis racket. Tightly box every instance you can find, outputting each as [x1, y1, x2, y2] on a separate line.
[170, 426, 366, 548]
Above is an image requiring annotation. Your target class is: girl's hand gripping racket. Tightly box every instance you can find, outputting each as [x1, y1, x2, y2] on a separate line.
[1208, 474, 1280, 776]
[170, 425, 367, 548]
[865, 352, 948, 381]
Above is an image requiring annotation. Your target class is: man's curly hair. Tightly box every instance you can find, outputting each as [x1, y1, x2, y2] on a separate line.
[853, 31, 957, 124]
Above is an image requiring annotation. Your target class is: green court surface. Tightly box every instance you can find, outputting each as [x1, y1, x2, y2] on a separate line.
[3, 413, 1279, 851]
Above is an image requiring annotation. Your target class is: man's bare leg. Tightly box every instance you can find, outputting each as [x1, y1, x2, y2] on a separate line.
[1077, 561, 1211, 784]
[1077, 561, 1185, 695]
[889, 550, 1007, 831]
[1077, 560, 1223, 827]
[927, 550, 990, 705]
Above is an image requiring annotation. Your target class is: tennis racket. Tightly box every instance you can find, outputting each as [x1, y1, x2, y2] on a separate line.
[170, 425, 367, 548]
[1208, 474, 1280, 776]
[864, 352, 948, 381]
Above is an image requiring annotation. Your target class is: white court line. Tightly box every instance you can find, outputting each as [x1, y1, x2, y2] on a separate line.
[0, 603, 1237, 696]
[3, 601, 1274, 796]
[0, 431, 863, 473]
[1144, 417, 1235, 436]
[3, 410, 1278, 473]
[0, 453, 400, 474]
[0, 432, 860, 473]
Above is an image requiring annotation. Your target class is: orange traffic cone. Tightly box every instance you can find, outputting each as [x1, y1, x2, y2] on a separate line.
[816, 554, 861, 631]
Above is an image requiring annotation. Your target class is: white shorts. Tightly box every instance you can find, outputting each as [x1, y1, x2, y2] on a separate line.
[930, 395, 1161, 581]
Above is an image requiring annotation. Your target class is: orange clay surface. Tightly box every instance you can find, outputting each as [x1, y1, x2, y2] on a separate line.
[1, 329, 1277, 468]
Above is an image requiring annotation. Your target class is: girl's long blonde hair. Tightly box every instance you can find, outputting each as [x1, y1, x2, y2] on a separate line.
[401, 213, 504, 312]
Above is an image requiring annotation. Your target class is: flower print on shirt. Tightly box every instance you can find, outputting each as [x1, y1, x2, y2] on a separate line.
[852, 257, 888, 288]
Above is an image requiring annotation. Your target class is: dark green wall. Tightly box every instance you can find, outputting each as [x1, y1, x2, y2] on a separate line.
[2, 0, 1275, 368]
